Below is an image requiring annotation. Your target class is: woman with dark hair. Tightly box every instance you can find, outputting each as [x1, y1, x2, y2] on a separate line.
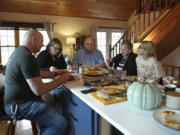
[37, 38, 68, 113]
[37, 38, 67, 71]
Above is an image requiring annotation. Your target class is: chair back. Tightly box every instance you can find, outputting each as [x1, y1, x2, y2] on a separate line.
[162, 64, 180, 79]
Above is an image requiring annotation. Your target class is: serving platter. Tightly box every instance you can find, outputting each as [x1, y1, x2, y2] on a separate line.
[153, 109, 180, 130]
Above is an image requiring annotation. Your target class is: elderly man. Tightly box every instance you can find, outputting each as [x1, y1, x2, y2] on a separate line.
[4, 30, 72, 135]
[71, 36, 106, 68]
[110, 40, 137, 76]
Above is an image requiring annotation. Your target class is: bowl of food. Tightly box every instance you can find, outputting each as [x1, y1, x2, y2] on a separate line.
[83, 68, 108, 77]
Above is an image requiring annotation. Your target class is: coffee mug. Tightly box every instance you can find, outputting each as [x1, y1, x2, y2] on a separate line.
[164, 84, 176, 92]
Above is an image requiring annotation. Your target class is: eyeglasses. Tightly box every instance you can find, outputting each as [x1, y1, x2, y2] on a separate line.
[85, 43, 94, 46]
[52, 46, 61, 51]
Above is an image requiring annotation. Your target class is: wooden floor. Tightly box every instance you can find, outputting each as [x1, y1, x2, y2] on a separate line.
[0, 120, 33, 135]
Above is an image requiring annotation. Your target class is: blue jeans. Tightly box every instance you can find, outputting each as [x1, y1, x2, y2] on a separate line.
[4, 100, 67, 135]
[50, 85, 70, 111]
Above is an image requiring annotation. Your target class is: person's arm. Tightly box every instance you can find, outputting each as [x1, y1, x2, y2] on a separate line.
[124, 54, 137, 76]
[40, 70, 56, 78]
[154, 58, 165, 79]
[72, 51, 79, 65]
[110, 54, 121, 68]
[93, 63, 106, 68]
[71, 52, 80, 70]
[40, 67, 50, 71]
[40, 69, 69, 78]
[94, 50, 106, 68]
[26, 73, 73, 96]
[67, 64, 75, 70]
[60, 55, 67, 69]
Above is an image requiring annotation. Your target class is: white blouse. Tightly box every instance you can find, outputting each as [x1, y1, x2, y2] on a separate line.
[136, 56, 165, 82]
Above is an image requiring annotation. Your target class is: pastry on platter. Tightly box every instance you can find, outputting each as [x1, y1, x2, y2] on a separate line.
[102, 85, 127, 96]
[161, 111, 180, 130]
[104, 85, 127, 90]
[161, 111, 175, 118]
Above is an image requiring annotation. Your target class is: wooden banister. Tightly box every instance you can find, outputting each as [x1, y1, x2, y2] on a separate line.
[110, 0, 176, 58]
[163, 64, 180, 79]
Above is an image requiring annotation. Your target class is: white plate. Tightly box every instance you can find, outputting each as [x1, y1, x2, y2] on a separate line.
[153, 109, 180, 130]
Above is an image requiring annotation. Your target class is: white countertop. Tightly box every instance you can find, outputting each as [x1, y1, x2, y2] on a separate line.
[64, 79, 180, 135]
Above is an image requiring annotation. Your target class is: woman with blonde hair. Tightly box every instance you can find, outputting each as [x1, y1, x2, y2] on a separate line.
[136, 41, 165, 83]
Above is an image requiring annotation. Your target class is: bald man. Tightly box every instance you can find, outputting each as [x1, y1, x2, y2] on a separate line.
[4, 30, 72, 135]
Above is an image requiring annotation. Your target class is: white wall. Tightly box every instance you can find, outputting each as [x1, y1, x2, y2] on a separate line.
[161, 46, 180, 66]
[0, 12, 126, 58]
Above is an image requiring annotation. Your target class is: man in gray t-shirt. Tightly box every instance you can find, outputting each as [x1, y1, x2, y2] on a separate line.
[4, 30, 72, 135]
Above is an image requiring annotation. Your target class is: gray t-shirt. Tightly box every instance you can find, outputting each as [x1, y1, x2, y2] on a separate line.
[4, 46, 41, 105]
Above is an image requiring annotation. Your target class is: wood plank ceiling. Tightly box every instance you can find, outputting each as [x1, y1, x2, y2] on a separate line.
[0, 0, 138, 21]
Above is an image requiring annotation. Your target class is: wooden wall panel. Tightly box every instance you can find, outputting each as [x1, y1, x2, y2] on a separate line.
[0, 0, 138, 21]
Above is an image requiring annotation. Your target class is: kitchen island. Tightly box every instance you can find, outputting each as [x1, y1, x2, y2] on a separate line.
[64, 78, 180, 135]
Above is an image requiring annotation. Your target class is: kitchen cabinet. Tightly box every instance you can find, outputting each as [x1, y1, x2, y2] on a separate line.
[64, 89, 99, 135]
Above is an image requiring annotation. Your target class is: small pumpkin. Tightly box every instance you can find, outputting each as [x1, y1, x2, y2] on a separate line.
[127, 82, 162, 110]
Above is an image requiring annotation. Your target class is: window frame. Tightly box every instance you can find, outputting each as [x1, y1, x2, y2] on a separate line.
[96, 28, 124, 60]
[0, 21, 46, 65]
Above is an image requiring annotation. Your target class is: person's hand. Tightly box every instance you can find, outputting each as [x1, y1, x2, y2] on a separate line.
[50, 66, 58, 72]
[106, 57, 111, 67]
[163, 76, 175, 84]
[57, 73, 74, 83]
[67, 64, 72, 71]
[56, 69, 69, 75]
[122, 70, 127, 76]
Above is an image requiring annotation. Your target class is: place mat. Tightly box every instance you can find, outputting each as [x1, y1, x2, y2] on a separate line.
[88, 92, 127, 105]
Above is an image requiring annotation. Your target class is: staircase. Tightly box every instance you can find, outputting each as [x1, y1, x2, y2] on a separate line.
[144, 3, 180, 59]
[110, 0, 179, 60]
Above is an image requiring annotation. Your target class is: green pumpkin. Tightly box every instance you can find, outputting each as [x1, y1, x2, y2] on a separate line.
[127, 82, 162, 110]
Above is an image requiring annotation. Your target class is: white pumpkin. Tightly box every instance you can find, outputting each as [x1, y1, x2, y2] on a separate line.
[127, 82, 162, 110]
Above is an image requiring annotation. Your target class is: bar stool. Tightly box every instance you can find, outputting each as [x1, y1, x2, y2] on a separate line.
[0, 86, 39, 135]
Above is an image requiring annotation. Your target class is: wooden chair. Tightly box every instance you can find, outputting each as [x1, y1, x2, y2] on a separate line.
[0, 86, 39, 135]
[162, 64, 180, 79]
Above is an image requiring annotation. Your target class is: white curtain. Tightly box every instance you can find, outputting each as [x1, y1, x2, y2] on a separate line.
[91, 25, 98, 48]
[44, 22, 54, 40]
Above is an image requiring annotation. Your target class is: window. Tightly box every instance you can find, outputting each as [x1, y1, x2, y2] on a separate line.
[96, 28, 124, 60]
[0, 25, 49, 65]
[39, 30, 49, 51]
[0, 27, 15, 65]
[111, 32, 123, 46]
[97, 32, 106, 60]
[111, 32, 123, 55]
[19, 29, 49, 51]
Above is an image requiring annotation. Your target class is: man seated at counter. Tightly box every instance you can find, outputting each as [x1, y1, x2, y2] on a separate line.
[109, 40, 137, 76]
[4, 30, 73, 135]
[70, 36, 106, 69]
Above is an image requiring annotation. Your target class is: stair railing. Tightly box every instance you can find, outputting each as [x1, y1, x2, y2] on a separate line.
[110, 0, 176, 59]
